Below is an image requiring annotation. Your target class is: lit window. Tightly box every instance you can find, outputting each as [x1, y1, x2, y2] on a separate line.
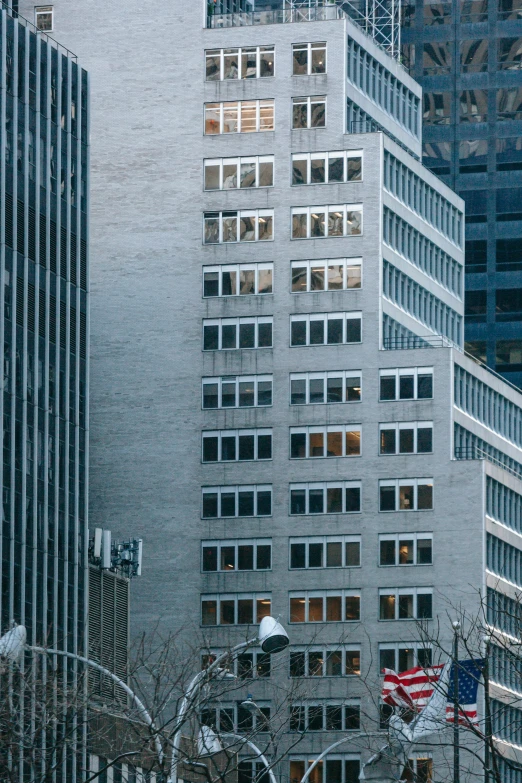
[204, 100, 274, 134]
[289, 591, 361, 623]
[379, 534, 433, 566]
[290, 426, 361, 458]
[379, 479, 433, 511]
[35, 6, 53, 31]
[379, 588, 433, 620]
[291, 258, 361, 292]
[292, 42, 327, 75]
[201, 594, 271, 626]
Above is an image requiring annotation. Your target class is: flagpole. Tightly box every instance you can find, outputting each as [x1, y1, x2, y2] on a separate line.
[453, 620, 461, 783]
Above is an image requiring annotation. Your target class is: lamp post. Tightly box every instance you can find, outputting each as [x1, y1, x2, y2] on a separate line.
[452, 620, 461, 783]
[297, 733, 383, 783]
[168, 616, 289, 783]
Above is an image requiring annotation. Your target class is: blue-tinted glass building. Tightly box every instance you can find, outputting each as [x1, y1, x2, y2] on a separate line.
[401, 0, 522, 387]
[0, 1, 89, 777]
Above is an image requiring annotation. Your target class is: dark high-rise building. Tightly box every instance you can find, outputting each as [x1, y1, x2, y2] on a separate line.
[0, 1, 89, 777]
[401, 0, 522, 387]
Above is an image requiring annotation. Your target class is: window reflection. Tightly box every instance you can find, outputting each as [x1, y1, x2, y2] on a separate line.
[460, 39, 488, 72]
[423, 42, 451, 74]
[423, 92, 451, 124]
[497, 88, 522, 120]
[423, 141, 451, 175]
[459, 139, 488, 173]
[498, 37, 522, 69]
[460, 0, 488, 22]
[496, 137, 522, 171]
[460, 89, 488, 122]
[424, 0, 452, 24]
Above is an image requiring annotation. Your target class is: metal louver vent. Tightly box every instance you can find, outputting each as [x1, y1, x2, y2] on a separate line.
[49, 220, 57, 274]
[16, 200, 24, 255]
[80, 239, 87, 290]
[60, 301, 66, 350]
[39, 289, 46, 339]
[80, 311, 86, 360]
[39, 213, 47, 266]
[16, 281, 24, 328]
[70, 233, 77, 285]
[27, 283, 35, 333]
[60, 226, 67, 279]
[5, 193, 13, 247]
[28, 207, 36, 260]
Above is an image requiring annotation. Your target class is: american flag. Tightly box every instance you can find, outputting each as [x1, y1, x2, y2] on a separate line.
[382, 658, 484, 725]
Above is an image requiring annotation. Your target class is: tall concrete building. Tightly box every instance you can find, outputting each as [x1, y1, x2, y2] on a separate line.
[400, 0, 522, 388]
[16, 0, 522, 779]
[0, 2, 89, 778]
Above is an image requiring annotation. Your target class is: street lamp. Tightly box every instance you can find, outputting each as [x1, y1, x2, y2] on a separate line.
[168, 615, 289, 783]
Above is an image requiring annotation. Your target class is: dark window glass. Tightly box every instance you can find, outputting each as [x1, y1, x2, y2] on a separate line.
[459, 138, 488, 173]
[291, 321, 306, 346]
[461, 189, 487, 224]
[326, 541, 342, 567]
[417, 539, 432, 564]
[495, 339, 522, 371]
[309, 489, 324, 514]
[239, 322, 255, 348]
[497, 239, 522, 271]
[203, 493, 218, 518]
[329, 156, 344, 182]
[417, 593, 433, 619]
[345, 486, 360, 512]
[423, 91, 451, 124]
[203, 383, 219, 409]
[345, 706, 360, 730]
[221, 599, 235, 624]
[258, 434, 272, 459]
[417, 484, 433, 510]
[203, 436, 219, 462]
[465, 290, 487, 322]
[221, 546, 236, 570]
[258, 321, 272, 347]
[202, 546, 218, 571]
[460, 89, 488, 122]
[496, 137, 522, 171]
[204, 324, 219, 350]
[380, 649, 395, 671]
[221, 436, 236, 461]
[290, 651, 305, 677]
[418, 648, 433, 667]
[290, 542, 306, 569]
[222, 382, 236, 407]
[465, 239, 487, 272]
[327, 487, 342, 513]
[257, 491, 272, 516]
[221, 492, 236, 516]
[345, 541, 360, 566]
[237, 600, 253, 625]
[496, 289, 522, 320]
[465, 340, 487, 364]
[417, 374, 433, 398]
[308, 706, 323, 731]
[345, 760, 360, 783]
[399, 429, 414, 454]
[423, 41, 451, 74]
[423, 141, 451, 175]
[238, 545, 254, 570]
[256, 545, 271, 569]
[238, 434, 255, 461]
[239, 381, 255, 407]
[346, 376, 361, 401]
[292, 159, 307, 185]
[461, 39, 488, 72]
[309, 542, 323, 568]
[309, 378, 324, 403]
[380, 540, 396, 565]
[417, 427, 433, 453]
[380, 486, 396, 511]
[380, 429, 396, 454]
[327, 318, 343, 344]
[327, 376, 343, 403]
[310, 319, 325, 345]
[380, 376, 396, 400]
[291, 433, 306, 459]
[380, 704, 393, 729]
[222, 323, 237, 348]
[290, 489, 306, 515]
[346, 317, 361, 343]
[399, 375, 414, 399]
[497, 87, 522, 120]
[326, 705, 342, 730]
[257, 652, 271, 677]
[496, 188, 522, 221]
[204, 271, 219, 297]
[258, 381, 272, 405]
[238, 491, 254, 516]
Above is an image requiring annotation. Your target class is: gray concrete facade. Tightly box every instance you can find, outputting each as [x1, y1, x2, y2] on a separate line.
[16, 0, 522, 777]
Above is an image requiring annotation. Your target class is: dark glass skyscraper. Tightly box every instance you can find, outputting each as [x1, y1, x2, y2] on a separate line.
[0, 2, 89, 777]
[401, 0, 522, 387]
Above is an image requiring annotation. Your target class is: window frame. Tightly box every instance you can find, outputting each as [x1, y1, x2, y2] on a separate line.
[203, 209, 274, 244]
[289, 536, 361, 569]
[291, 150, 363, 185]
[202, 428, 273, 463]
[201, 485, 272, 519]
[289, 481, 362, 515]
[204, 99, 275, 135]
[205, 46, 276, 81]
[291, 204, 363, 238]
[378, 587, 433, 621]
[289, 702, 361, 732]
[378, 643, 433, 672]
[35, 5, 54, 31]
[379, 367, 434, 401]
[379, 478, 434, 512]
[289, 590, 361, 623]
[202, 375, 273, 409]
[203, 263, 274, 298]
[201, 539, 272, 573]
[289, 646, 362, 677]
[378, 533, 433, 567]
[378, 421, 434, 455]
[290, 312, 362, 346]
[201, 593, 272, 626]
[204, 155, 275, 191]
[291, 258, 362, 293]
[202, 317, 273, 351]
[289, 371, 362, 405]
[292, 42, 327, 76]
[290, 425, 362, 459]
[292, 95, 327, 129]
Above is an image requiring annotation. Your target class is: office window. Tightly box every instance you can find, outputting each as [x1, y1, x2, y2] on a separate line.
[422, 141, 451, 175]
[460, 90, 488, 122]
[496, 289, 522, 320]
[423, 92, 451, 124]
[290, 312, 362, 346]
[204, 156, 274, 190]
[289, 703, 360, 732]
[291, 258, 362, 292]
[292, 42, 327, 75]
[289, 757, 361, 783]
[460, 39, 488, 72]
[203, 317, 272, 351]
[496, 188, 522, 221]
[402, 759, 433, 782]
[379, 479, 434, 511]
[498, 38, 522, 70]
[292, 151, 362, 185]
[379, 588, 433, 620]
[290, 648, 361, 678]
[202, 429, 272, 463]
[292, 205, 362, 238]
[379, 645, 432, 674]
[379, 368, 433, 401]
[204, 100, 275, 134]
[498, 0, 522, 19]
[496, 340, 522, 371]
[379, 534, 433, 566]
[496, 137, 522, 171]
[379, 422, 433, 455]
[459, 139, 488, 173]
[203, 264, 273, 297]
[202, 539, 272, 572]
[497, 87, 522, 120]
[424, 0, 452, 23]
[289, 591, 361, 623]
[205, 46, 275, 81]
[460, 0, 488, 21]
[202, 375, 272, 409]
[290, 371, 361, 405]
[35, 5, 53, 30]
[202, 648, 271, 679]
[289, 536, 361, 569]
[423, 42, 451, 74]
[201, 594, 271, 626]
[465, 290, 487, 322]
[292, 96, 326, 129]
[203, 210, 273, 244]
[497, 239, 522, 271]
[201, 702, 271, 733]
[202, 485, 272, 518]
[461, 190, 487, 224]
[290, 425, 361, 458]
[290, 481, 361, 515]
[465, 239, 487, 272]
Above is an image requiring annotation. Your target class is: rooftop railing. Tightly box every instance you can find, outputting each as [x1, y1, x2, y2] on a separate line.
[454, 447, 522, 481]
[382, 335, 452, 350]
[207, 3, 346, 26]
[1, 0, 77, 61]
